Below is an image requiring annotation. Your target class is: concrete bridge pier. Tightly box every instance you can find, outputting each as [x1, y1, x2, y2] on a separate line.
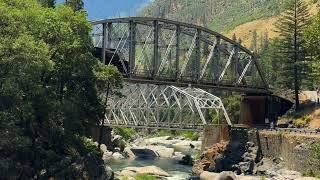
[91, 126, 113, 150]
[201, 125, 231, 151]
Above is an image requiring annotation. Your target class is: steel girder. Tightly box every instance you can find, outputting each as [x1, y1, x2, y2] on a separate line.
[91, 17, 270, 94]
[105, 84, 231, 130]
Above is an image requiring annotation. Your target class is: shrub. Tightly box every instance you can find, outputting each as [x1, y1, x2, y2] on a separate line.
[294, 115, 312, 128]
[134, 173, 156, 180]
[114, 128, 135, 141]
[179, 131, 200, 141]
[82, 137, 102, 158]
[153, 130, 173, 137]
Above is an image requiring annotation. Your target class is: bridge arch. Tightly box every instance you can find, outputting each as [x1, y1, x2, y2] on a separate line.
[91, 17, 269, 94]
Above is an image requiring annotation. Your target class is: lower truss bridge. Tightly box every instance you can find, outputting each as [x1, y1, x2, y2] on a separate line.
[104, 84, 231, 131]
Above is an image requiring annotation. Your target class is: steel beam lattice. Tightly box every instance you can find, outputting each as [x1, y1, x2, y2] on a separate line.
[104, 84, 231, 130]
[91, 17, 270, 94]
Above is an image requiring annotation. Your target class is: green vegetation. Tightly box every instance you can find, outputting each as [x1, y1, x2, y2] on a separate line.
[273, 0, 311, 111]
[304, 142, 320, 178]
[134, 173, 156, 180]
[38, 0, 55, 7]
[0, 0, 122, 178]
[304, 10, 320, 84]
[66, 0, 84, 11]
[294, 115, 312, 127]
[222, 94, 241, 124]
[141, 0, 288, 32]
[114, 127, 136, 141]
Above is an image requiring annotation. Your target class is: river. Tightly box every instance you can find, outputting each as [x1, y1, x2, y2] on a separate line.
[109, 157, 193, 179]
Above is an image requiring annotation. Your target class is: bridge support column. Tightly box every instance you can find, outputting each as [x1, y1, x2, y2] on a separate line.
[201, 125, 230, 152]
[239, 95, 293, 127]
[91, 126, 113, 150]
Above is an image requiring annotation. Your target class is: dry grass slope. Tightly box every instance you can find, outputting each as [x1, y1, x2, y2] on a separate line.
[226, 1, 320, 48]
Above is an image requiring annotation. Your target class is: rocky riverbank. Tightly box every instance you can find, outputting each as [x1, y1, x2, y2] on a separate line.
[192, 140, 318, 180]
[100, 135, 200, 179]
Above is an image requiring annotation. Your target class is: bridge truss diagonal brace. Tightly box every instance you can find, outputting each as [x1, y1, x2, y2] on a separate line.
[105, 84, 232, 130]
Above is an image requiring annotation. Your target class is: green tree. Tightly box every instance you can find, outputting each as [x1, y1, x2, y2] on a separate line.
[38, 0, 55, 7]
[274, 0, 310, 111]
[0, 0, 122, 178]
[304, 11, 320, 85]
[250, 29, 258, 52]
[66, 0, 84, 11]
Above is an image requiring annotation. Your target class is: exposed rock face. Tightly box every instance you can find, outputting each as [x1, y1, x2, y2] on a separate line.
[192, 141, 229, 175]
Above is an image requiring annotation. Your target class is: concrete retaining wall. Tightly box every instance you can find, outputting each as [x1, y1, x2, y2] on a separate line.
[247, 130, 320, 172]
[201, 125, 230, 151]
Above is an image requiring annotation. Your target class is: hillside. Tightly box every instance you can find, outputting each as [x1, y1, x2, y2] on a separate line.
[226, 1, 320, 47]
[140, 0, 320, 49]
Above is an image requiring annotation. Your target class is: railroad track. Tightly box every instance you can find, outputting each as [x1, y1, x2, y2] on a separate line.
[231, 125, 320, 134]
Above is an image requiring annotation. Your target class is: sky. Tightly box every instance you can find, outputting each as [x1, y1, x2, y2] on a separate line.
[56, 0, 151, 20]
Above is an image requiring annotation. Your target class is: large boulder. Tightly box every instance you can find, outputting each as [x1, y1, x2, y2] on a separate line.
[120, 166, 170, 177]
[200, 171, 237, 180]
[131, 145, 174, 159]
[149, 146, 175, 158]
[200, 171, 219, 180]
[130, 148, 159, 159]
[215, 171, 237, 180]
[112, 152, 125, 160]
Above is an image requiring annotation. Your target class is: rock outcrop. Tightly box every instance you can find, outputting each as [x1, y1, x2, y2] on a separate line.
[192, 141, 229, 175]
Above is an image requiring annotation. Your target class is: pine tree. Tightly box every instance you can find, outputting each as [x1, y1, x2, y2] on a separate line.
[38, 0, 55, 7]
[274, 0, 310, 111]
[250, 30, 258, 53]
[65, 0, 84, 11]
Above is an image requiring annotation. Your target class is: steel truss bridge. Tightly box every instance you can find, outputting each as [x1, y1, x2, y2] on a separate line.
[105, 84, 231, 130]
[91, 17, 272, 130]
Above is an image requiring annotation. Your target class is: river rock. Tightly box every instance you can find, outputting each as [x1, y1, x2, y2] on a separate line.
[192, 141, 229, 175]
[139, 136, 172, 145]
[178, 154, 194, 166]
[173, 140, 201, 150]
[173, 151, 185, 161]
[200, 171, 237, 180]
[122, 166, 170, 177]
[101, 144, 113, 161]
[112, 152, 125, 160]
[131, 145, 174, 159]
[131, 148, 159, 159]
[216, 171, 237, 180]
[124, 147, 135, 159]
[200, 171, 219, 180]
[150, 146, 174, 158]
